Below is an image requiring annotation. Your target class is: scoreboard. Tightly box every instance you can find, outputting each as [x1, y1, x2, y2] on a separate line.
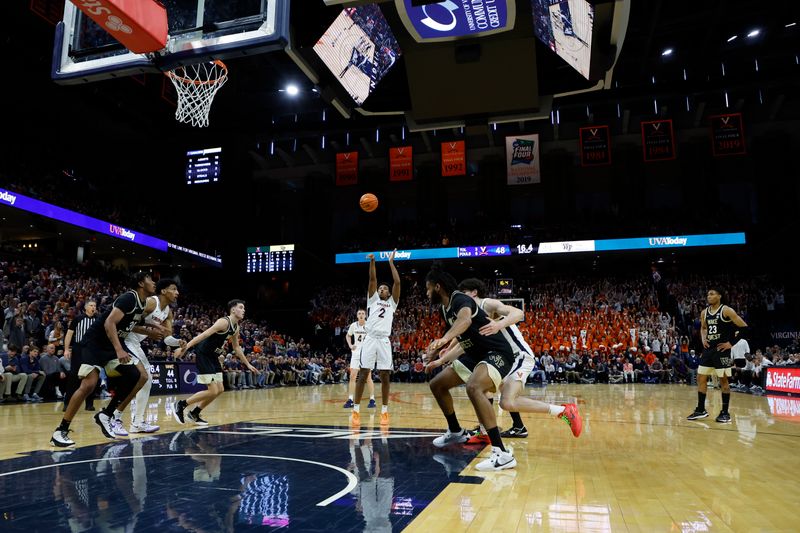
[149, 363, 180, 394]
[186, 147, 221, 185]
[246, 244, 295, 273]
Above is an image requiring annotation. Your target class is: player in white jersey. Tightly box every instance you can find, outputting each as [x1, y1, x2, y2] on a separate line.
[351, 249, 400, 427]
[125, 278, 183, 433]
[343, 309, 376, 409]
[429, 278, 582, 439]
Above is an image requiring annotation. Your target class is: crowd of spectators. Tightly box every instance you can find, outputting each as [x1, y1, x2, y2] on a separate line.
[0, 259, 355, 404]
[1, 256, 795, 406]
[309, 273, 794, 393]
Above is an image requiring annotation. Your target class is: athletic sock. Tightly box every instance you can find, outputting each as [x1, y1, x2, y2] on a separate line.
[348, 395, 354, 401]
[486, 427, 506, 452]
[510, 411, 524, 428]
[191, 406, 202, 417]
[58, 419, 71, 431]
[549, 405, 566, 416]
[722, 393, 730, 414]
[444, 412, 461, 433]
[353, 404, 360, 413]
[697, 391, 707, 411]
[381, 405, 388, 414]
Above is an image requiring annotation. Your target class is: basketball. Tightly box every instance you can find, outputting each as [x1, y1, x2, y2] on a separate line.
[360, 193, 379, 212]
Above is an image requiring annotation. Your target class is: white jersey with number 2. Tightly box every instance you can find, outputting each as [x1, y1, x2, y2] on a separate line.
[365, 292, 397, 338]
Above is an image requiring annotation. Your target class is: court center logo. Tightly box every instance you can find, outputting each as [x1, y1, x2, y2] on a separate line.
[184, 368, 198, 386]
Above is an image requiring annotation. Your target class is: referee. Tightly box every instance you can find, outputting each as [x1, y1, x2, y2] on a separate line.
[63, 300, 98, 411]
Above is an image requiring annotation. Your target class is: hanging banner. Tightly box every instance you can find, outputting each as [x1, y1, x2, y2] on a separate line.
[710, 113, 746, 156]
[441, 141, 466, 177]
[505, 134, 540, 185]
[641, 119, 676, 161]
[579, 125, 611, 166]
[389, 146, 413, 181]
[336, 151, 358, 186]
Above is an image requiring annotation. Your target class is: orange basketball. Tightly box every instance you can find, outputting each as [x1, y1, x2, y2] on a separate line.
[360, 193, 379, 212]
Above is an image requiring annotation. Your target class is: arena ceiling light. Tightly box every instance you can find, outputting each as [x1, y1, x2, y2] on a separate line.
[661, 48, 674, 57]
[727, 35, 738, 42]
[285, 84, 299, 96]
[746, 29, 761, 38]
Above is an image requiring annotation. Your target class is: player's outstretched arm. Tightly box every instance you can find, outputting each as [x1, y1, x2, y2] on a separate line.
[173, 318, 228, 358]
[367, 253, 377, 297]
[388, 249, 400, 303]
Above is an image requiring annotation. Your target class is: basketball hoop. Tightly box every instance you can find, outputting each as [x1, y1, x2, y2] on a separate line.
[165, 60, 228, 127]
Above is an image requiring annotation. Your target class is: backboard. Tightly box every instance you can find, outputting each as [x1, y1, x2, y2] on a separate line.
[52, 0, 289, 84]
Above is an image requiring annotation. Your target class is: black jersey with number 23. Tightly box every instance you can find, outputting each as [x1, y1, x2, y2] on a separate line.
[705, 305, 735, 349]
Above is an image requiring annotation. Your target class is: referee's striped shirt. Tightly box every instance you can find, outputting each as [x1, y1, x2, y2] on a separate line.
[69, 314, 97, 344]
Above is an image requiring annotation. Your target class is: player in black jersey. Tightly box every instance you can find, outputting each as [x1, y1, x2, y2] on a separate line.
[51, 272, 156, 447]
[687, 289, 748, 423]
[423, 264, 517, 471]
[171, 299, 259, 426]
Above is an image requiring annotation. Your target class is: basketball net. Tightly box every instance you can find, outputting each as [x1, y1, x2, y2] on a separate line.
[165, 60, 228, 127]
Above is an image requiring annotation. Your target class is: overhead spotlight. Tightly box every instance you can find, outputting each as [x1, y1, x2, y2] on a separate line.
[285, 84, 299, 96]
[786, 22, 797, 28]
[661, 48, 673, 57]
[746, 29, 760, 38]
[727, 35, 738, 42]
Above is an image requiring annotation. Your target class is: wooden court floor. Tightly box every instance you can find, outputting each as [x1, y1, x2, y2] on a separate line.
[1, 382, 798, 532]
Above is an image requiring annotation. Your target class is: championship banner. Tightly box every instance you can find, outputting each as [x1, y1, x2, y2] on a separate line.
[441, 141, 466, 177]
[505, 134, 540, 185]
[710, 113, 746, 156]
[579, 126, 611, 166]
[389, 146, 413, 181]
[336, 151, 358, 186]
[641, 119, 676, 162]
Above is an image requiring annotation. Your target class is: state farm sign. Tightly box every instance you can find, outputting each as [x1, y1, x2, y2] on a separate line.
[765, 367, 800, 394]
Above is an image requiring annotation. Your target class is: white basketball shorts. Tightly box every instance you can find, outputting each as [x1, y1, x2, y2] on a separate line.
[357, 336, 393, 371]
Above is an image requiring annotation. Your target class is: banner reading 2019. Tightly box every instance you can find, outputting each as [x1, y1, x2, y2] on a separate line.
[506, 134, 540, 185]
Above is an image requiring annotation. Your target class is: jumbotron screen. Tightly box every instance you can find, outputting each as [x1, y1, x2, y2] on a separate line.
[313, 6, 402, 105]
[246, 244, 295, 273]
[531, 0, 594, 79]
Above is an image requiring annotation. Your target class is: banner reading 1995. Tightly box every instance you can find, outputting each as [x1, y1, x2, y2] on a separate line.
[506, 134, 540, 185]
